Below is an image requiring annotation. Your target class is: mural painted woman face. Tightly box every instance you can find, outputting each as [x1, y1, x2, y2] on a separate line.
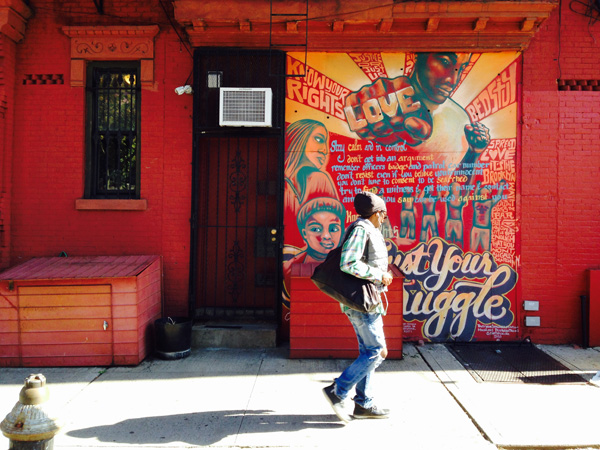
[301, 211, 342, 254]
[303, 126, 329, 169]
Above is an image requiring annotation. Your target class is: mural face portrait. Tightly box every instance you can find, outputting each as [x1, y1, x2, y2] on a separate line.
[415, 52, 471, 104]
[301, 211, 342, 253]
[303, 125, 329, 169]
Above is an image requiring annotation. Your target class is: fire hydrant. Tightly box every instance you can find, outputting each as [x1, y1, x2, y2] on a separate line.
[1, 374, 62, 450]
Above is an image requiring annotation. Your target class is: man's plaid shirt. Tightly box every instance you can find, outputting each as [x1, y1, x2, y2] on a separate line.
[340, 220, 387, 314]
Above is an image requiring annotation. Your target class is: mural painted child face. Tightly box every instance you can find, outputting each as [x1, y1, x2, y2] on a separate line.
[301, 211, 342, 253]
[415, 53, 472, 104]
[304, 126, 329, 169]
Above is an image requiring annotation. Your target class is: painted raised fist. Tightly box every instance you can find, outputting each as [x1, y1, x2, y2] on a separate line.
[344, 76, 433, 146]
[464, 122, 490, 153]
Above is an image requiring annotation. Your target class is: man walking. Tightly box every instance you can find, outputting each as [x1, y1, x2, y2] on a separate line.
[323, 191, 393, 422]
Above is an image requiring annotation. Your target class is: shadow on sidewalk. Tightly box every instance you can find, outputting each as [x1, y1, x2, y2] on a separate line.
[66, 410, 344, 446]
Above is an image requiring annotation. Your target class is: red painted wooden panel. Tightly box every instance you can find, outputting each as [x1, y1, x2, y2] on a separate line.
[19, 283, 112, 297]
[0, 308, 18, 320]
[111, 293, 138, 306]
[20, 318, 108, 333]
[290, 349, 403, 359]
[114, 342, 139, 355]
[0, 357, 21, 367]
[0, 344, 20, 358]
[590, 270, 600, 347]
[0, 256, 162, 366]
[19, 293, 112, 307]
[113, 355, 138, 365]
[291, 277, 324, 291]
[290, 263, 403, 359]
[290, 326, 358, 339]
[20, 306, 112, 321]
[0, 256, 159, 280]
[110, 278, 138, 294]
[0, 332, 19, 345]
[20, 331, 111, 345]
[112, 317, 138, 331]
[138, 302, 161, 322]
[293, 330, 403, 343]
[293, 302, 350, 314]
[291, 337, 403, 351]
[292, 312, 404, 327]
[22, 343, 112, 357]
[0, 321, 18, 332]
[112, 305, 138, 318]
[113, 330, 138, 343]
[21, 355, 114, 367]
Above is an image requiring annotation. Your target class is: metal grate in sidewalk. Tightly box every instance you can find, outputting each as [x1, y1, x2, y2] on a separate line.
[446, 342, 587, 384]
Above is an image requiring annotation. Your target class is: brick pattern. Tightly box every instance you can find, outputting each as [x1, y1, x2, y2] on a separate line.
[0, 34, 16, 270]
[557, 79, 600, 91]
[7, 2, 193, 317]
[22, 74, 64, 85]
[521, 1, 600, 344]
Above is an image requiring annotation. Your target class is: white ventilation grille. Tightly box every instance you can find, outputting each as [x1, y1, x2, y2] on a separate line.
[219, 88, 272, 127]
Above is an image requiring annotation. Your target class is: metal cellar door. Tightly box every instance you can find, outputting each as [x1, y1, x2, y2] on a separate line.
[190, 49, 285, 322]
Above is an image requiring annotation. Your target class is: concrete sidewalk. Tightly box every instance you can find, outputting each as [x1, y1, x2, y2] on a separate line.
[1, 343, 599, 450]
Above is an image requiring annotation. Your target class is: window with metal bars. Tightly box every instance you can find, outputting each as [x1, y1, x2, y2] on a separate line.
[85, 62, 140, 199]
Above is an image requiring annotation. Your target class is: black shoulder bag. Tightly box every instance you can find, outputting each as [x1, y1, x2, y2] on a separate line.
[310, 222, 381, 313]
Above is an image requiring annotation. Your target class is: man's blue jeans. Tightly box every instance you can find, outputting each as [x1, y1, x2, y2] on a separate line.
[334, 309, 386, 408]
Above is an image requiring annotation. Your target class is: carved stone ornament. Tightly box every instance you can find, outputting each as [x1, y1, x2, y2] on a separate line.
[62, 25, 159, 88]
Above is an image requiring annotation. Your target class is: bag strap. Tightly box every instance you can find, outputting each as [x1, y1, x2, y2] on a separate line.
[381, 290, 389, 315]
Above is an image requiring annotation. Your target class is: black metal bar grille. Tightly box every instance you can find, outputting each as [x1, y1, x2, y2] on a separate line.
[190, 48, 286, 321]
[447, 342, 587, 384]
[89, 65, 140, 198]
[195, 135, 280, 320]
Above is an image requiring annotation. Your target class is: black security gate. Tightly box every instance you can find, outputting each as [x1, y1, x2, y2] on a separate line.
[189, 49, 286, 321]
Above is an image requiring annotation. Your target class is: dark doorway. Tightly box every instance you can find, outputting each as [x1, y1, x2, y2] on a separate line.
[190, 49, 286, 323]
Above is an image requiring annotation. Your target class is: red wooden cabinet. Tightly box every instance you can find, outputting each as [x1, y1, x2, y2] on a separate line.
[589, 270, 600, 347]
[0, 255, 162, 367]
[289, 263, 403, 359]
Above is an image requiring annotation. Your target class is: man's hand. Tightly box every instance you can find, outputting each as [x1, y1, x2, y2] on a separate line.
[464, 122, 490, 153]
[344, 77, 433, 146]
[382, 272, 393, 287]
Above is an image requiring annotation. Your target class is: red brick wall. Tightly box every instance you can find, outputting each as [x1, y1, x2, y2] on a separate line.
[7, 0, 600, 344]
[521, 2, 600, 343]
[9, 1, 193, 316]
[0, 34, 17, 270]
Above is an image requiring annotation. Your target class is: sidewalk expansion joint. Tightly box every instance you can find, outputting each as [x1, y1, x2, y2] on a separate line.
[415, 345, 494, 446]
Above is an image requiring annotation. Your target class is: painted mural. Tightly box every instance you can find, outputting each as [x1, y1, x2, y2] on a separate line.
[283, 52, 520, 343]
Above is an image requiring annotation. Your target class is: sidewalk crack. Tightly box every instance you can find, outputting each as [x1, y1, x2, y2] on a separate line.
[233, 349, 267, 444]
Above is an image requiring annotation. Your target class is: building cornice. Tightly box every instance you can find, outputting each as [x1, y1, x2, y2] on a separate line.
[173, 0, 558, 52]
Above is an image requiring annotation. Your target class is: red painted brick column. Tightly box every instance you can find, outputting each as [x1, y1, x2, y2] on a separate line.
[290, 262, 403, 359]
[0, 1, 32, 270]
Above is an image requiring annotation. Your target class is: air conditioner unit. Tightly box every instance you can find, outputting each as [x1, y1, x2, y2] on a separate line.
[219, 88, 272, 127]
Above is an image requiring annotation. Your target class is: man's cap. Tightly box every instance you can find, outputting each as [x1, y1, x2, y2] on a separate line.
[354, 191, 386, 218]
